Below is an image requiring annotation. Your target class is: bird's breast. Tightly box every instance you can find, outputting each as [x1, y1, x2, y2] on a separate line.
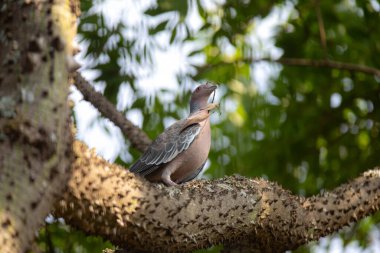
[171, 118, 211, 182]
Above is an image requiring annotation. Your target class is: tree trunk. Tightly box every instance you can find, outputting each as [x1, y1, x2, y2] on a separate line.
[0, 1, 78, 252]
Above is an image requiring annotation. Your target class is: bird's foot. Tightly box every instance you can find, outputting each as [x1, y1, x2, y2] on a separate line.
[162, 176, 178, 187]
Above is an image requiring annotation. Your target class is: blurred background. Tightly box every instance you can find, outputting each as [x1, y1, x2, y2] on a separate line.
[39, 0, 380, 252]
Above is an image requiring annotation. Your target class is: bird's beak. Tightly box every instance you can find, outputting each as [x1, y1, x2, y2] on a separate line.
[209, 84, 217, 91]
[208, 84, 217, 103]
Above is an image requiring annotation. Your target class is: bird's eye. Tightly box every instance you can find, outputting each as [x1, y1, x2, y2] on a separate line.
[196, 87, 200, 92]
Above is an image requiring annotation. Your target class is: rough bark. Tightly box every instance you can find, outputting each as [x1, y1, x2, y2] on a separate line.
[0, 1, 78, 252]
[56, 141, 380, 253]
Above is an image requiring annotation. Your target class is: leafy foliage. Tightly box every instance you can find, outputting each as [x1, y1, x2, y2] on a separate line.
[42, 0, 380, 252]
[37, 221, 113, 253]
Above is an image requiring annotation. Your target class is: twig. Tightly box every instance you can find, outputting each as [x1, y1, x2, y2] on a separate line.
[45, 223, 55, 253]
[72, 72, 151, 153]
[196, 57, 380, 78]
[273, 58, 380, 77]
[315, 0, 327, 57]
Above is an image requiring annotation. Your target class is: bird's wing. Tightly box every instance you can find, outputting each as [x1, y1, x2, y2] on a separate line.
[129, 119, 202, 175]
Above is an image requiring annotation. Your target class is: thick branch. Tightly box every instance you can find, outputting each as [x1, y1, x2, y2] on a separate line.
[56, 141, 380, 253]
[197, 58, 380, 78]
[72, 72, 151, 152]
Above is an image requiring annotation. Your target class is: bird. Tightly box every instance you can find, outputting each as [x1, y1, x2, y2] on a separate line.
[129, 83, 218, 186]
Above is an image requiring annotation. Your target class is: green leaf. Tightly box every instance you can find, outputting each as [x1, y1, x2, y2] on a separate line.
[149, 20, 169, 35]
[169, 27, 177, 44]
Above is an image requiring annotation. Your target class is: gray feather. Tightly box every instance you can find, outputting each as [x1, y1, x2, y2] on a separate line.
[129, 120, 201, 175]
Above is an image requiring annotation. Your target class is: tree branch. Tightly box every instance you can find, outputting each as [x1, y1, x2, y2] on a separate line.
[71, 72, 151, 152]
[56, 141, 380, 253]
[196, 58, 380, 78]
[273, 58, 380, 77]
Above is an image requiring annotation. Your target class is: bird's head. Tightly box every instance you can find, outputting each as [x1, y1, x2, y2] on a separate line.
[190, 83, 217, 113]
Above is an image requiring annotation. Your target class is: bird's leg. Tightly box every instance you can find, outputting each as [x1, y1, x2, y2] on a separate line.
[161, 167, 178, 186]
